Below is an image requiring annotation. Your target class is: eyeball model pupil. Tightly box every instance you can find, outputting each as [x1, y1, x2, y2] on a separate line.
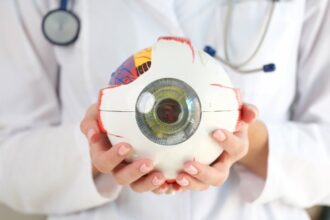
[156, 99, 182, 124]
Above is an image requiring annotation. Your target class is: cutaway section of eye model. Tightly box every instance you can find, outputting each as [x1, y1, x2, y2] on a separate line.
[97, 37, 241, 179]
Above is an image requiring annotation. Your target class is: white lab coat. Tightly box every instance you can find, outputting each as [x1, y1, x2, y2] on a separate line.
[0, 0, 330, 219]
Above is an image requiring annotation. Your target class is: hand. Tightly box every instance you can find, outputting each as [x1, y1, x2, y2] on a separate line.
[175, 103, 259, 191]
[80, 104, 168, 193]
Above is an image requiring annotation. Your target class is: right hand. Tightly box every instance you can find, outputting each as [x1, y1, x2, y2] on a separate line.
[80, 104, 170, 194]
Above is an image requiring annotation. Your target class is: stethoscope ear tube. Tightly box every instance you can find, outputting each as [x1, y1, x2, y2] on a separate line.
[204, 45, 276, 74]
[205, 0, 278, 74]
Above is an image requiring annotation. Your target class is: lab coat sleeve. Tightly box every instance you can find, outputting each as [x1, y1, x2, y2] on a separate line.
[238, 0, 330, 207]
[0, 2, 121, 214]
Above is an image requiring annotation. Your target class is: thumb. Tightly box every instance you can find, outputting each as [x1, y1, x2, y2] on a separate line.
[241, 103, 258, 124]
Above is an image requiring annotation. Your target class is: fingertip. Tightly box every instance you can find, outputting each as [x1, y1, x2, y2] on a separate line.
[118, 145, 131, 156]
[212, 129, 227, 142]
[183, 162, 199, 175]
[87, 128, 96, 140]
[249, 104, 259, 117]
[155, 172, 165, 180]
[88, 128, 102, 144]
[242, 104, 258, 123]
[139, 160, 154, 173]
[172, 183, 182, 191]
[140, 158, 154, 167]
[114, 142, 133, 156]
[234, 121, 249, 136]
[159, 183, 169, 193]
[176, 173, 190, 186]
[152, 174, 165, 186]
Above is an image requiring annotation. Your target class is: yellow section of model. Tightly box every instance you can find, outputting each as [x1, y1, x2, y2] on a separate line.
[134, 48, 152, 67]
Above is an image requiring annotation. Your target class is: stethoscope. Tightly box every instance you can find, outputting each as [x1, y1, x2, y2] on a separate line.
[41, 0, 278, 74]
[42, 0, 80, 46]
[204, 0, 279, 73]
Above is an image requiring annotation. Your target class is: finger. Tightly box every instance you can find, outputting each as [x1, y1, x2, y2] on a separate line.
[80, 104, 100, 137]
[212, 126, 248, 159]
[152, 183, 170, 195]
[130, 172, 165, 193]
[176, 173, 209, 191]
[211, 152, 231, 180]
[152, 183, 184, 195]
[241, 104, 258, 124]
[91, 142, 133, 173]
[112, 159, 154, 186]
[182, 160, 229, 186]
[234, 121, 249, 139]
[211, 151, 232, 169]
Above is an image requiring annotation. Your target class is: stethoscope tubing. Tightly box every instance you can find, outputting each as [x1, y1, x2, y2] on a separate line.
[220, 0, 277, 73]
[39, 0, 278, 73]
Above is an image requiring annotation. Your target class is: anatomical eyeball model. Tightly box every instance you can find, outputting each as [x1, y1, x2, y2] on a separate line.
[98, 37, 242, 180]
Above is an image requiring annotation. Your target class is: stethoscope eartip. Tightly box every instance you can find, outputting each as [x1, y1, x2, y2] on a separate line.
[203, 46, 217, 57]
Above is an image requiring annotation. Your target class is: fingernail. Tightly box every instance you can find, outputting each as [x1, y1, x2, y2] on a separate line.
[177, 177, 189, 186]
[87, 128, 96, 141]
[213, 130, 226, 142]
[118, 145, 130, 156]
[152, 176, 164, 186]
[184, 164, 198, 175]
[139, 163, 153, 173]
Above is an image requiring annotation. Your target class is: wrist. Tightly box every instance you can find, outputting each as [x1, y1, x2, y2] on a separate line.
[239, 120, 269, 178]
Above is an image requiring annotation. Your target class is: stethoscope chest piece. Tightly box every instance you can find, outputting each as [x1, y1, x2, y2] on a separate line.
[42, 8, 80, 46]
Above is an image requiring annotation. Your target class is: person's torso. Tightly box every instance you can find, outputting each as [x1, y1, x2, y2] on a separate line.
[28, 0, 309, 219]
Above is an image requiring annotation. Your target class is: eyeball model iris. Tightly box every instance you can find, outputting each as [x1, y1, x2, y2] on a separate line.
[136, 78, 201, 146]
[98, 37, 242, 179]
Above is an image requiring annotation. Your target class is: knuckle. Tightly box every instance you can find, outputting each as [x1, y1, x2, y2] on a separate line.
[95, 163, 112, 174]
[114, 175, 129, 186]
[130, 185, 144, 193]
[93, 158, 113, 174]
[80, 119, 87, 133]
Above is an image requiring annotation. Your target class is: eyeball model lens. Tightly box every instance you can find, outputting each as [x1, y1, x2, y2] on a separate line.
[156, 99, 182, 124]
[136, 78, 201, 146]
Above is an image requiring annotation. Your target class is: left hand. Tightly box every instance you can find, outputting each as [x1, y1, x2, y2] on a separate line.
[175, 103, 258, 191]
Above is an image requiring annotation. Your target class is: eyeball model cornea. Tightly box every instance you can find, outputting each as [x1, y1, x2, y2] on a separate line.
[98, 37, 242, 180]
